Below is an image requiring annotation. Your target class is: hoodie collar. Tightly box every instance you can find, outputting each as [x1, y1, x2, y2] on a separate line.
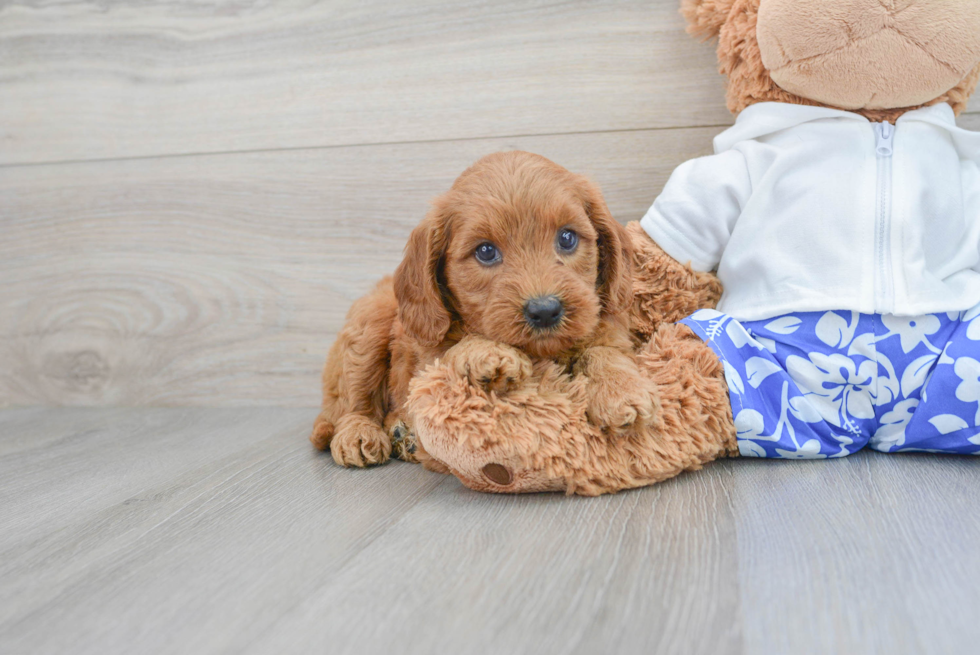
[713, 103, 866, 152]
[713, 101, 964, 154]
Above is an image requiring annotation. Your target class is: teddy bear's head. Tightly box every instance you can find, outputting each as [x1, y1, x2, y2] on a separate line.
[684, 0, 980, 121]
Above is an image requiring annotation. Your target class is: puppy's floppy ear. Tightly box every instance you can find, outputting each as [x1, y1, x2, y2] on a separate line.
[579, 178, 632, 317]
[680, 0, 736, 40]
[394, 197, 454, 347]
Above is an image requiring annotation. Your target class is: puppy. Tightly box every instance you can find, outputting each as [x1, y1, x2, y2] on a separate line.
[311, 151, 656, 467]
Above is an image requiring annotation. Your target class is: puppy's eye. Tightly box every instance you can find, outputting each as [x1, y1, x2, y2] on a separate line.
[556, 228, 579, 254]
[475, 242, 501, 265]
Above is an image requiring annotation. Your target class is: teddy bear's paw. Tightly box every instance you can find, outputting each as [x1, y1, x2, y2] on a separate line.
[445, 336, 533, 394]
[330, 416, 392, 468]
[585, 377, 658, 435]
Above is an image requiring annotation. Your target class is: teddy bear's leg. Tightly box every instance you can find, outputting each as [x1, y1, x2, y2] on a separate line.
[626, 222, 724, 343]
[540, 322, 737, 496]
[628, 322, 739, 474]
[409, 324, 738, 496]
[407, 336, 572, 493]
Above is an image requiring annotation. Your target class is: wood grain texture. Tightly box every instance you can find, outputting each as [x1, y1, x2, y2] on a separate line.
[248, 464, 742, 655]
[0, 407, 741, 655]
[732, 455, 980, 655]
[0, 0, 730, 165]
[2, 408, 978, 654]
[0, 407, 445, 654]
[0, 127, 716, 407]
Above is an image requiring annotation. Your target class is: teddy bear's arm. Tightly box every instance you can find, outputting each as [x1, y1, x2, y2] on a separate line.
[626, 149, 749, 336]
[626, 222, 724, 342]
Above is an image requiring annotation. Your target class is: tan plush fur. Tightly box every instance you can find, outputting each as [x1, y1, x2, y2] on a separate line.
[311, 151, 653, 468]
[756, 0, 980, 111]
[684, 0, 980, 122]
[401, 0, 980, 495]
[627, 222, 724, 345]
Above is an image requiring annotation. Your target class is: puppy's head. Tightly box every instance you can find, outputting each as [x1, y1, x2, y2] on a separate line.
[394, 151, 631, 358]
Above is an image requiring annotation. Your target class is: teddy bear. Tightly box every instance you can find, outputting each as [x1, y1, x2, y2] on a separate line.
[405, 0, 980, 495]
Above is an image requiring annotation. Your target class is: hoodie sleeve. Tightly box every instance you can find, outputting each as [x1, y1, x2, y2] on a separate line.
[968, 161, 980, 274]
[640, 149, 752, 272]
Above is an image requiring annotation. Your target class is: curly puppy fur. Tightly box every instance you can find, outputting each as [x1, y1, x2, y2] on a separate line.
[312, 151, 655, 468]
[408, 223, 736, 496]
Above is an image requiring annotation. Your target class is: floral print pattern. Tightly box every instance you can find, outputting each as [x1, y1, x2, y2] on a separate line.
[681, 308, 980, 458]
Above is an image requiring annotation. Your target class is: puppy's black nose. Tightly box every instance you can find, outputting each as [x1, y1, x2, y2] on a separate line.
[523, 295, 564, 329]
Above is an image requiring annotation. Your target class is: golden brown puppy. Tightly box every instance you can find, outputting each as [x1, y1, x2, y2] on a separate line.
[310, 151, 656, 468]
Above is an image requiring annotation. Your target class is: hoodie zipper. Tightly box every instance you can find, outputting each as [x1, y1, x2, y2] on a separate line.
[874, 121, 895, 311]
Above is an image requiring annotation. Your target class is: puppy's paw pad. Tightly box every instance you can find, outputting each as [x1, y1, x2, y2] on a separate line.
[389, 421, 419, 463]
[331, 422, 391, 468]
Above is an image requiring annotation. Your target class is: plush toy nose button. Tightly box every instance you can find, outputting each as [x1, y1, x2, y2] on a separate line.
[482, 463, 513, 486]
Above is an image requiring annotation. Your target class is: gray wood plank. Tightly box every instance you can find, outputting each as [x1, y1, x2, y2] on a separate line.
[731, 452, 980, 655]
[1, 0, 973, 168]
[3, 409, 979, 654]
[0, 408, 313, 552]
[0, 0, 730, 165]
[0, 408, 742, 655]
[244, 465, 743, 655]
[0, 407, 448, 654]
[0, 126, 716, 407]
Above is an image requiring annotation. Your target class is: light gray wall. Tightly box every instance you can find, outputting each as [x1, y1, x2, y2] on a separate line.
[2, 1, 977, 406]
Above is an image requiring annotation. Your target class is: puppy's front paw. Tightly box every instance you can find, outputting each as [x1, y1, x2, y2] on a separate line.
[445, 336, 532, 394]
[331, 417, 392, 467]
[585, 376, 657, 435]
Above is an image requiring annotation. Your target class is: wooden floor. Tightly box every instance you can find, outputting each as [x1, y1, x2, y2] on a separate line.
[1, 407, 978, 655]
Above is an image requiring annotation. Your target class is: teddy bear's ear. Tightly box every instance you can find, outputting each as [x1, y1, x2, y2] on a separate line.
[680, 0, 736, 40]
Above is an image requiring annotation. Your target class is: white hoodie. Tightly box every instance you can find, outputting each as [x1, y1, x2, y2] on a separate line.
[640, 102, 980, 321]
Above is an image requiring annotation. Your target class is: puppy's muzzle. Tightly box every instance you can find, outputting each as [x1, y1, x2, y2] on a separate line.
[523, 295, 564, 330]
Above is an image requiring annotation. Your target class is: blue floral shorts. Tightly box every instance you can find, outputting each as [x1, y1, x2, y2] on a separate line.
[681, 308, 980, 458]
